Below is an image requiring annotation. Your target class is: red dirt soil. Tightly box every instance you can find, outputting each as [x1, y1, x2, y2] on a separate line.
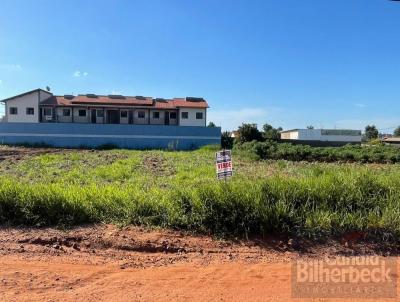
[0, 224, 399, 302]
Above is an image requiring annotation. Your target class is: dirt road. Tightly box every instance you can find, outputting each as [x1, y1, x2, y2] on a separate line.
[0, 225, 398, 302]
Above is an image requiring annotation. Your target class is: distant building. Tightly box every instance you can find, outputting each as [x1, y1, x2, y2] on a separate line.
[382, 137, 400, 146]
[280, 129, 362, 146]
[380, 133, 393, 139]
[230, 131, 239, 138]
[0, 88, 208, 127]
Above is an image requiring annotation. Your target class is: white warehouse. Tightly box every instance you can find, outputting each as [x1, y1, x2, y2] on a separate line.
[280, 129, 362, 144]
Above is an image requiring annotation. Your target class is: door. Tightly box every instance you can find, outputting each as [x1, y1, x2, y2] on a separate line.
[107, 110, 120, 124]
[91, 109, 96, 123]
[165, 112, 170, 125]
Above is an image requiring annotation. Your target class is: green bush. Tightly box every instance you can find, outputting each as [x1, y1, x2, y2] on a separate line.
[234, 141, 400, 164]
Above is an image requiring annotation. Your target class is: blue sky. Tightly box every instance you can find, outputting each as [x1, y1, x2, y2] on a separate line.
[0, 0, 399, 131]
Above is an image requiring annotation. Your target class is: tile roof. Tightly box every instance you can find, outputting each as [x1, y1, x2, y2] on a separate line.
[40, 94, 209, 109]
[172, 98, 209, 108]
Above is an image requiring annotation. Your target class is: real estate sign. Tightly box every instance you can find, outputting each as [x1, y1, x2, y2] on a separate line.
[215, 150, 233, 180]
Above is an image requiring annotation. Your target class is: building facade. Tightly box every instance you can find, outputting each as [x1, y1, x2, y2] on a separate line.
[1, 89, 208, 127]
[0, 89, 219, 150]
[280, 129, 362, 143]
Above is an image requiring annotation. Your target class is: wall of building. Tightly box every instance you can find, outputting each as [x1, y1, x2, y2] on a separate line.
[281, 129, 361, 143]
[133, 109, 149, 125]
[0, 123, 221, 150]
[39, 90, 53, 102]
[320, 129, 362, 142]
[149, 109, 165, 125]
[178, 108, 206, 127]
[279, 139, 361, 147]
[56, 107, 73, 123]
[167, 111, 178, 125]
[296, 129, 322, 140]
[321, 135, 362, 143]
[4, 91, 41, 123]
[39, 107, 197, 126]
[73, 107, 89, 123]
[95, 109, 105, 124]
[319, 134, 361, 142]
[119, 109, 130, 124]
[281, 131, 299, 140]
[297, 129, 361, 142]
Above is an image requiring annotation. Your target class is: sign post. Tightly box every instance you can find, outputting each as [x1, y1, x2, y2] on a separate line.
[215, 149, 233, 181]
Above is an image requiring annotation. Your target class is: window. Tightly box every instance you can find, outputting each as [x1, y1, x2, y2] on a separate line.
[63, 109, 71, 117]
[78, 109, 87, 117]
[96, 110, 104, 118]
[170, 112, 177, 119]
[153, 111, 160, 119]
[196, 112, 203, 119]
[9, 107, 18, 115]
[181, 112, 188, 119]
[43, 108, 52, 116]
[138, 111, 145, 119]
[26, 108, 34, 115]
[120, 110, 128, 118]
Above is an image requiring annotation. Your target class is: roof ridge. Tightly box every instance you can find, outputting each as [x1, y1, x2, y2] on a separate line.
[1, 88, 52, 102]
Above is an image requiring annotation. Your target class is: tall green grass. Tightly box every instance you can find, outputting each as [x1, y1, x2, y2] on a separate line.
[1, 155, 400, 239]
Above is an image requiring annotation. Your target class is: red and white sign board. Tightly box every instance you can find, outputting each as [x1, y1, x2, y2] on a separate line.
[215, 150, 233, 180]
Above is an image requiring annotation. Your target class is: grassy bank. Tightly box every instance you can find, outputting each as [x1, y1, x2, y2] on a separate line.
[1, 146, 400, 239]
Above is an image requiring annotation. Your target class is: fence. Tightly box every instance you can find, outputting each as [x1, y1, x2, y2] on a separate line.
[0, 123, 221, 150]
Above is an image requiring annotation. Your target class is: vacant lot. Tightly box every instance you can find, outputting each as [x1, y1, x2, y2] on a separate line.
[1, 145, 400, 239]
[1, 145, 400, 301]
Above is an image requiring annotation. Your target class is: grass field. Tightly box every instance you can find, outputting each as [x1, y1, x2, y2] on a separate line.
[1, 145, 400, 239]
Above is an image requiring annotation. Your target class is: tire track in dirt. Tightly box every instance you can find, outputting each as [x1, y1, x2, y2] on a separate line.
[1, 224, 400, 301]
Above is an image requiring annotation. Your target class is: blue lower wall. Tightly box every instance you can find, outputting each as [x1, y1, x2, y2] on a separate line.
[0, 123, 221, 150]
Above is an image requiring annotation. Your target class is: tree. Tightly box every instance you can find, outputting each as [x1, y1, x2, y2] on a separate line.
[262, 123, 282, 141]
[221, 131, 234, 149]
[46, 86, 51, 92]
[207, 122, 216, 127]
[307, 125, 314, 129]
[237, 123, 262, 143]
[394, 126, 400, 137]
[365, 125, 379, 141]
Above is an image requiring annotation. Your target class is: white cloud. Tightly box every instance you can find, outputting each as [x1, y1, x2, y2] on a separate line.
[208, 107, 281, 131]
[111, 90, 121, 95]
[73, 70, 89, 77]
[0, 64, 22, 71]
[0, 80, 2, 85]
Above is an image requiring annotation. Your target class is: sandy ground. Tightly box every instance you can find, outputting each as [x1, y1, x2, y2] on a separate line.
[0, 224, 399, 302]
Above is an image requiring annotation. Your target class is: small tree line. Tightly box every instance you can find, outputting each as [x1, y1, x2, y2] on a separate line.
[213, 122, 400, 149]
[220, 123, 282, 149]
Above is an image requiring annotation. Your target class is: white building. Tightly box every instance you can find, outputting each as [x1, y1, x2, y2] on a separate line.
[280, 129, 362, 143]
[0, 89, 209, 126]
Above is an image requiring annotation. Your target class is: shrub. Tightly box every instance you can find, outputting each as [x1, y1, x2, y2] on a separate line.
[236, 123, 263, 143]
[221, 131, 234, 149]
[234, 141, 400, 164]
